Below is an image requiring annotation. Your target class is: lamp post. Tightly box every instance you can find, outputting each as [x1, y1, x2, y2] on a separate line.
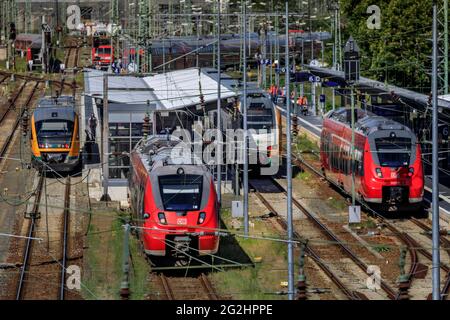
[285, 0, 294, 301]
[431, 1, 441, 300]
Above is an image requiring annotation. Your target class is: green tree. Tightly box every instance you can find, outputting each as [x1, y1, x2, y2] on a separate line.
[340, 0, 432, 92]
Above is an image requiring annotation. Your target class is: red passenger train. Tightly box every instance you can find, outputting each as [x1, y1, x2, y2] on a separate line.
[128, 135, 220, 257]
[320, 108, 424, 211]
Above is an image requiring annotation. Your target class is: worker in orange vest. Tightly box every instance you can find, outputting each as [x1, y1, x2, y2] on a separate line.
[300, 96, 308, 115]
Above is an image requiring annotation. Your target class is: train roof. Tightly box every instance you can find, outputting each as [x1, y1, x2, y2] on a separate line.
[133, 135, 209, 176]
[326, 107, 413, 136]
[15, 33, 42, 49]
[33, 96, 76, 122]
[15, 33, 42, 43]
[37, 96, 75, 108]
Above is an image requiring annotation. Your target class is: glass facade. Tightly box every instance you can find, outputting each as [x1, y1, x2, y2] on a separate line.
[108, 115, 145, 180]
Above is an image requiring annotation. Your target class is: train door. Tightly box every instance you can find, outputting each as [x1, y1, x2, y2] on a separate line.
[328, 134, 341, 185]
[353, 147, 364, 197]
[26, 48, 32, 62]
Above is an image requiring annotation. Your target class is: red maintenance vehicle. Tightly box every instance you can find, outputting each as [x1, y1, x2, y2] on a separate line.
[320, 108, 424, 212]
[91, 31, 113, 69]
[14, 33, 43, 70]
[128, 135, 220, 257]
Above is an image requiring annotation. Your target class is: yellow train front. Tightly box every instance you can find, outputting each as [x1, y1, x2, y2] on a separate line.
[30, 97, 80, 172]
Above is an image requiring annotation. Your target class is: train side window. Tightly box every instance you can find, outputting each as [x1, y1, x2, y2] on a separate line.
[330, 143, 335, 169]
[331, 144, 339, 171]
[138, 185, 145, 219]
[341, 146, 346, 174]
[359, 152, 364, 176]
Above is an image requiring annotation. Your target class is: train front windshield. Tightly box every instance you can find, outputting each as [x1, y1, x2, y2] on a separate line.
[374, 137, 412, 167]
[159, 174, 203, 211]
[247, 103, 273, 132]
[36, 120, 74, 149]
[96, 47, 111, 55]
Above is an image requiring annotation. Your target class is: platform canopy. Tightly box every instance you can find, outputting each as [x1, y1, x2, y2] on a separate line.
[84, 68, 238, 111]
[84, 69, 156, 105]
[307, 65, 450, 110]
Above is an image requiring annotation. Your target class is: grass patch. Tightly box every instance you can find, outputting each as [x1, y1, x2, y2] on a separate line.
[372, 244, 391, 253]
[294, 133, 319, 154]
[210, 207, 288, 300]
[82, 210, 150, 300]
[350, 219, 378, 230]
[326, 196, 348, 211]
[296, 170, 312, 181]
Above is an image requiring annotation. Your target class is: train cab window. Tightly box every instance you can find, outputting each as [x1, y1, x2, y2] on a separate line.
[159, 174, 203, 211]
[35, 120, 74, 148]
[331, 111, 342, 121]
[96, 47, 112, 55]
[374, 136, 411, 167]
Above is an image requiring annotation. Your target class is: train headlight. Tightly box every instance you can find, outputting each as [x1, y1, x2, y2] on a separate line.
[143, 213, 150, 219]
[158, 212, 167, 225]
[375, 168, 383, 178]
[177, 167, 185, 175]
[408, 167, 414, 177]
[197, 212, 206, 224]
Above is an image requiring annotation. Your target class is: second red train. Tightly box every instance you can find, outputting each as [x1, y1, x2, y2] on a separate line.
[320, 108, 424, 212]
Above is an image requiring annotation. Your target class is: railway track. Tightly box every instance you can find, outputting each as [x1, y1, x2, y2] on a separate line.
[248, 178, 357, 300]
[409, 217, 450, 299]
[64, 45, 80, 70]
[153, 273, 219, 300]
[288, 142, 447, 299]
[249, 177, 398, 300]
[0, 71, 76, 92]
[15, 176, 72, 300]
[0, 80, 40, 164]
[15, 175, 44, 300]
[60, 43, 80, 96]
[0, 75, 8, 84]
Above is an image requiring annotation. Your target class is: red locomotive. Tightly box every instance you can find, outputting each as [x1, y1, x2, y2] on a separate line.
[14, 34, 42, 70]
[320, 108, 424, 211]
[92, 45, 113, 68]
[92, 31, 113, 68]
[128, 135, 220, 257]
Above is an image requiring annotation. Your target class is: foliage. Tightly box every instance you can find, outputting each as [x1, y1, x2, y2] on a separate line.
[340, 0, 432, 92]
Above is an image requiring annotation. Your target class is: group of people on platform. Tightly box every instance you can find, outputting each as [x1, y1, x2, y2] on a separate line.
[268, 85, 309, 115]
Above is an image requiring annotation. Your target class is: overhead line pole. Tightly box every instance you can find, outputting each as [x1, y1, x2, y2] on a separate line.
[243, 2, 249, 237]
[101, 74, 111, 202]
[432, 1, 441, 300]
[285, 0, 294, 301]
[217, 0, 222, 204]
[444, 0, 448, 94]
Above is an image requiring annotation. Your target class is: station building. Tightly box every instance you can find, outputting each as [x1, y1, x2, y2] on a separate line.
[83, 67, 238, 187]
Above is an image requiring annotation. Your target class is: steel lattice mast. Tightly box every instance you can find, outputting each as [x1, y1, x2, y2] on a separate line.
[438, 0, 449, 94]
[25, 0, 32, 33]
[110, 0, 120, 61]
